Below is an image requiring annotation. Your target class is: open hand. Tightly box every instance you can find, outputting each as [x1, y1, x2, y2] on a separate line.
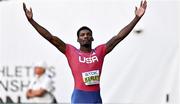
[135, 0, 147, 18]
[23, 2, 33, 20]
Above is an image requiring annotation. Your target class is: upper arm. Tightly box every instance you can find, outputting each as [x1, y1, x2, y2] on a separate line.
[106, 35, 123, 54]
[48, 36, 66, 54]
[40, 77, 54, 92]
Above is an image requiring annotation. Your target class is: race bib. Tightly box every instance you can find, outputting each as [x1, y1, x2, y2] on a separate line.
[82, 70, 100, 85]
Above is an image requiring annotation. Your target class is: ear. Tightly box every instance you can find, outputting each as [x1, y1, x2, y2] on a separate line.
[92, 37, 94, 41]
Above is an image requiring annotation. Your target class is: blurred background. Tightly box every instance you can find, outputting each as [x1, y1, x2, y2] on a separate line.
[0, 0, 179, 103]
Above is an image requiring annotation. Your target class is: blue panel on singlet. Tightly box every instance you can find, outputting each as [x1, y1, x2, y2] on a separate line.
[71, 88, 102, 104]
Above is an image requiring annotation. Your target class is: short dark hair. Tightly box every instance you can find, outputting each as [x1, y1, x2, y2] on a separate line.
[77, 26, 92, 38]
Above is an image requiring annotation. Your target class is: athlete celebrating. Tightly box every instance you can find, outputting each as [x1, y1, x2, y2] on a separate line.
[23, 0, 147, 103]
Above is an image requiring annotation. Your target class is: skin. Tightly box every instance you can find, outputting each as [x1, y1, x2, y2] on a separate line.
[23, 0, 147, 54]
[26, 67, 46, 99]
[77, 29, 94, 52]
[34, 67, 45, 77]
[23, 0, 147, 98]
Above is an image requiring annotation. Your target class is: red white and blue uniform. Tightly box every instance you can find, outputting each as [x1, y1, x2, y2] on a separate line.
[64, 44, 107, 103]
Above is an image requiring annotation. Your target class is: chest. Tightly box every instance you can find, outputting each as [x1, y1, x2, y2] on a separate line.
[78, 55, 99, 64]
[67, 50, 104, 72]
[30, 79, 44, 89]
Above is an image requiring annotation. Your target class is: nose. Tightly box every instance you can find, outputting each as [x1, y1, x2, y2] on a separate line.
[84, 34, 89, 39]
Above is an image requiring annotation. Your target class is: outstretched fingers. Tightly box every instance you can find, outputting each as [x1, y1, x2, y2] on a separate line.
[23, 2, 27, 12]
[142, 0, 147, 9]
[23, 2, 32, 13]
[135, 6, 137, 12]
[140, 1, 143, 7]
[30, 7, 32, 13]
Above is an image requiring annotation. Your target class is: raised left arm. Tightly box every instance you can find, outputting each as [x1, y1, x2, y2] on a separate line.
[106, 0, 147, 54]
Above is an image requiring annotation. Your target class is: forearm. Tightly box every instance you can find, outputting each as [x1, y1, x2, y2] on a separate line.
[106, 16, 141, 54]
[23, 3, 66, 53]
[106, 0, 146, 54]
[117, 16, 141, 40]
[28, 19, 52, 41]
[26, 90, 34, 98]
[27, 89, 45, 98]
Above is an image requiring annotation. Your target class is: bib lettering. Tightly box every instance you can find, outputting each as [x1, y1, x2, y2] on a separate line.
[82, 70, 100, 85]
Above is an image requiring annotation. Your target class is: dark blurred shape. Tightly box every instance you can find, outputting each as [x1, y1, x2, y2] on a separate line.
[0, 0, 9, 2]
[134, 29, 144, 34]
[166, 94, 169, 102]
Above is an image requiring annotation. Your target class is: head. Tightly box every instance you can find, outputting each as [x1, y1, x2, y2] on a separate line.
[34, 66, 45, 76]
[34, 62, 47, 76]
[77, 26, 94, 46]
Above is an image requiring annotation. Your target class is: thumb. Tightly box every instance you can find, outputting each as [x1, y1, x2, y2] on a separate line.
[135, 6, 137, 12]
[30, 7, 32, 13]
[23, 2, 27, 12]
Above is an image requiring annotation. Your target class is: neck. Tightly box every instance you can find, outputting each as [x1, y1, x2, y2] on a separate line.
[36, 73, 44, 78]
[80, 44, 92, 52]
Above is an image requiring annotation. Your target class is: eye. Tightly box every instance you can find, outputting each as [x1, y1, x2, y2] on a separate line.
[87, 33, 92, 36]
[80, 33, 85, 36]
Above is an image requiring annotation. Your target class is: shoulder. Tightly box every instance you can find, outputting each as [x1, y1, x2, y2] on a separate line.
[65, 44, 78, 56]
[95, 44, 106, 51]
[65, 44, 77, 51]
[41, 74, 52, 81]
[94, 44, 107, 56]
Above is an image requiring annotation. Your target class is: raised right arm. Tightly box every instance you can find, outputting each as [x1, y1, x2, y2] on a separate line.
[23, 3, 66, 53]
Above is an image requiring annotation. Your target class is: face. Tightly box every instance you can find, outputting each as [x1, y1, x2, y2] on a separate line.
[77, 29, 94, 46]
[34, 67, 45, 76]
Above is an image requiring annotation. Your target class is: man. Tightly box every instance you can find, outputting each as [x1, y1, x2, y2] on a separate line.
[26, 62, 57, 104]
[23, 1, 147, 103]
